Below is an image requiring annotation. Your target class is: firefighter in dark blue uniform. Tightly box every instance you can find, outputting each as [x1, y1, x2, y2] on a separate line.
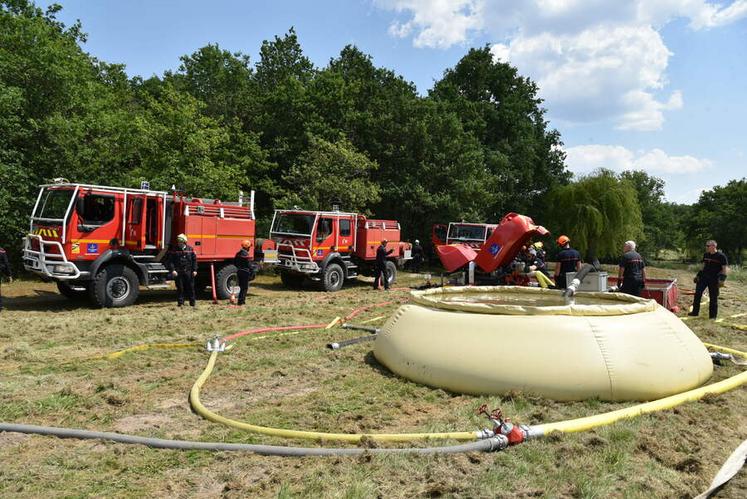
[0, 246, 12, 311]
[233, 240, 255, 305]
[166, 233, 197, 307]
[617, 240, 646, 296]
[689, 240, 728, 319]
[373, 239, 394, 290]
[553, 235, 581, 289]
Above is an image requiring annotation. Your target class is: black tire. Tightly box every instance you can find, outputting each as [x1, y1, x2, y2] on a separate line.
[215, 264, 239, 300]
[385, 260, 397, 286]
[56, 281, 89, 300]
[322, 263, 344, 292]
[90, 264, 140, 308]
[280, 270, 305, 288]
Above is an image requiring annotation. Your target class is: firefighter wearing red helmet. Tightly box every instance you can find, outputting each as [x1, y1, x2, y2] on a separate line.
[166, 234, 197, 307]
[553, 235, 581, 289]
[0, 246, 12, 312]
[233, 239, 255, 305]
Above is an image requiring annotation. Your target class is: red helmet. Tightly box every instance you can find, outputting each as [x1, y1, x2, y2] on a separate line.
[556, 235, 570, 246]
[241, 239, 252, 249]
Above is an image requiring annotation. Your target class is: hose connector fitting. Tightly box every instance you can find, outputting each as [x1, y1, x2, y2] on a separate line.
[206, 336, 226, 352]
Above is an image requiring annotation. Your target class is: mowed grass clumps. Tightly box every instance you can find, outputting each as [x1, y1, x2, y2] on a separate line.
[1, 268, 746, 498]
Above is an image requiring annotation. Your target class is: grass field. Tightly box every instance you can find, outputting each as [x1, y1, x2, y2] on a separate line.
[1, 266, 746, 498]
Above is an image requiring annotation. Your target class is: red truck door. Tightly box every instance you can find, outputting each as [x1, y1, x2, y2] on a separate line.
[125, 194, 146, 250]
[337, 216, 355, 253]
[312, 216, 335, 259]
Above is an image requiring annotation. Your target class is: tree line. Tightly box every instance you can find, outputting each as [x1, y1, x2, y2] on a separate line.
[1, 1, 744, 265]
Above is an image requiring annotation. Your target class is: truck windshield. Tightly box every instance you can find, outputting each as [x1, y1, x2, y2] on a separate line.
[449, 224, 486, 241]
[36, 188, 74, 221]
[272, 213, 316, 236]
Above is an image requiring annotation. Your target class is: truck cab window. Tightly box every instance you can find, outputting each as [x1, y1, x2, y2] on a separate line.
[78, 194, 115, 226]
[316, 218, 333, 242]
[339, 219, 351, 237]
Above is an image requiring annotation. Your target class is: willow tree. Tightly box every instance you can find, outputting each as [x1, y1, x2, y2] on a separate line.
[546, 169, 643, 260]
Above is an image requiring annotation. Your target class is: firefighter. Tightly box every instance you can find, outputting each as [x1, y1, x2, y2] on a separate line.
[689, 240, 728, 319]
[0, 246, 12, 312]
[411, 239, 424, 273]
[166, 233, 197, 307]
[233, 240, 255, 305]
[532, 241, 549, 276]
[553, 235, 581, 289]
[617, 240, 646, 296]
[373, 239, 394, 290]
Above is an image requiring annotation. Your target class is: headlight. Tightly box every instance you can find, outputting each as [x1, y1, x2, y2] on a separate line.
[48, 264, 75, 274]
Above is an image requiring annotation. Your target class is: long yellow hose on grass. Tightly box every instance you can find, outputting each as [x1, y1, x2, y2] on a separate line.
[190, 342, 747, 443]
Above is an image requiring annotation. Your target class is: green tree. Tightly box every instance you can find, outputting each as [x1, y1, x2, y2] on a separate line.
[687, 179, 747, 263]
[430, 47, 569, 218]
[278, 134, 380, 212]
[620, 170, 685, 258]
[546, 169, 643, 260]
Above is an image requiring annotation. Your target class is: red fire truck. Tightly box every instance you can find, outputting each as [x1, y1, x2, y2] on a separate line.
[23, 181, 258, 307]
[269, 209, 411, 291]
[431, 222, 498, 249]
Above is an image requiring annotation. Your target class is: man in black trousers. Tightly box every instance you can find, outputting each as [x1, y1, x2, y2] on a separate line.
[373, 239, 393, 290]
[689, 240, 728, 319]
[166, 233, 197, 307]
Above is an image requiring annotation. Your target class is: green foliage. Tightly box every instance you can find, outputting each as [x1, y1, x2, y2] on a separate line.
[278, 134, 380, 212]
[620, 170, 686, 258]
[546, 169, 643, 260]
[687, 179, 747, 263]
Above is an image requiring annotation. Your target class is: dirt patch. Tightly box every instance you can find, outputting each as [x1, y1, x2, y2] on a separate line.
[0, 432, 30, 448]
[113, 413, 173, 433]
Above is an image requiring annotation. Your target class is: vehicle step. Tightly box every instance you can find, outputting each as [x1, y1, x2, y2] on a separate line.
[146, 284, 171, 290]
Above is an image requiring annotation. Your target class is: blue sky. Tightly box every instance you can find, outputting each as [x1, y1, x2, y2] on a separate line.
[38, 0, 747, 204]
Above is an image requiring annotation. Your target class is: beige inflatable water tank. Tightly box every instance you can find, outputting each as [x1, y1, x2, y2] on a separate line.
[373, 286, 713, 401]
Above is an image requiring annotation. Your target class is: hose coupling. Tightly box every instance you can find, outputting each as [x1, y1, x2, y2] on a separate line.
[475, 428, 496, 439]
[486, 434, 510, 452]
[206, 336, 227, 352]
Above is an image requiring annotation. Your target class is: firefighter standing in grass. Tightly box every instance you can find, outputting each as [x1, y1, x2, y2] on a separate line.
[617, 240, 646, 297]
[689, 240, 728, 319]
[0, 246, 12, 312]
[166, 233, 197, 307]
[373, 239, 393, 290]
[553, 235, 581, 289]
[411, 239, 424, 273]
[233, 240, 254, 305]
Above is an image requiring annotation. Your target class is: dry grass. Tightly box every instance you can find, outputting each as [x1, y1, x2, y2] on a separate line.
[1, 267, 746, 498]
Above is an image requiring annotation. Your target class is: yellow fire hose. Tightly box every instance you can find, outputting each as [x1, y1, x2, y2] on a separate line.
[190, 340, 747, 443]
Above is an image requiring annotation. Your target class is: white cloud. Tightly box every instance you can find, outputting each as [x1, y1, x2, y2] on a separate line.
[376, 1, 747, 130]
[564, 144, 712, 175]
[377, 0, 484, 48]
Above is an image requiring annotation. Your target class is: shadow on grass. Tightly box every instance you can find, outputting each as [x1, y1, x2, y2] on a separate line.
[4, 288, 180, 312]
[363, 351, 399, 380]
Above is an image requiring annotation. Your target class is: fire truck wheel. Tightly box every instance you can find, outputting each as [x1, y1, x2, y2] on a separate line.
[385, 260, 397, 286]
[90, 264, 140, 308]
[215, 264, 239, 300]
[322, 263, 344, 292]
[56, 281, 88, 300]
[280, 271, 305, 288]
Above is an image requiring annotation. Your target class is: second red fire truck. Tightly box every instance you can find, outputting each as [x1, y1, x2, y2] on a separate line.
[269, 209, 412, 291]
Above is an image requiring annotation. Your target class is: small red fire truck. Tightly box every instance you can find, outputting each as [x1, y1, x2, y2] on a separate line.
[269, 209, 412, 291]
[23, 181, 258, 307]
[431, 222, 498, 249]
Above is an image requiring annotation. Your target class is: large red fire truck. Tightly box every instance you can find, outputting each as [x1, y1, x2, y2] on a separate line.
[269, 209, 411, 291]
[23, 181, 257, 307]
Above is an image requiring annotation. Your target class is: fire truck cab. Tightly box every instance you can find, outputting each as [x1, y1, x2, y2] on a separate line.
[431, 222, 498, 249]
[269, 209, 411, 291]
[23, 181, 257, 307]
